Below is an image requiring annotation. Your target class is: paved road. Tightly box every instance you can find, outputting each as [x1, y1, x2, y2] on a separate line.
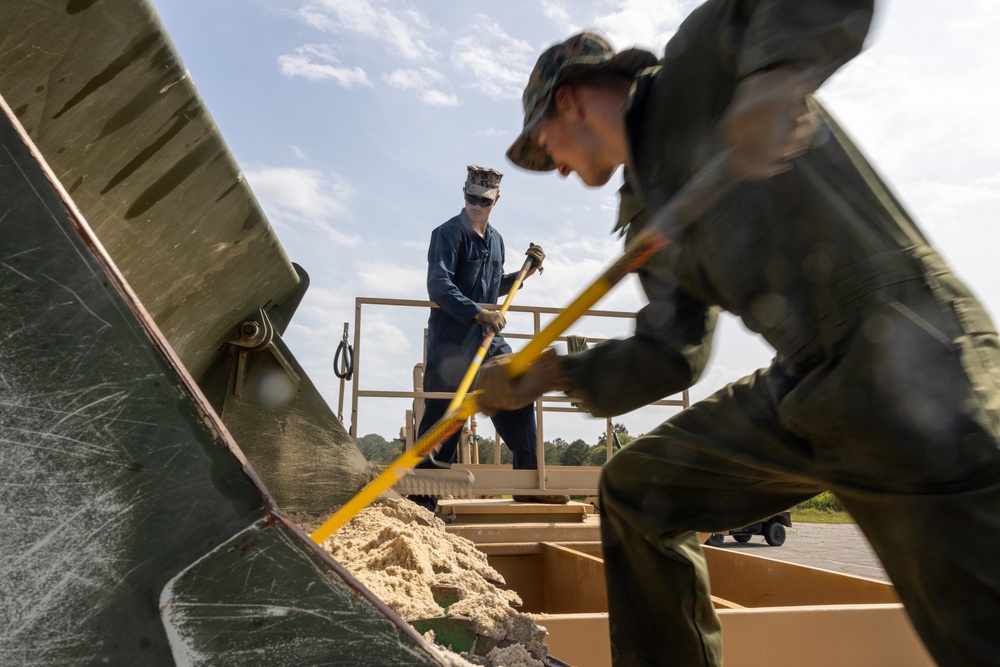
[710, 522, 890, 582]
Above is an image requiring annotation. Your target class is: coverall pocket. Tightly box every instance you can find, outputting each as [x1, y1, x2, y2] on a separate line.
[455, 258, 484, 294]
[950, 296, 1000, 438]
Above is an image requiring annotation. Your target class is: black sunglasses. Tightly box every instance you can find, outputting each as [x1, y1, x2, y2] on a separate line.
[465, 193, 495, 208]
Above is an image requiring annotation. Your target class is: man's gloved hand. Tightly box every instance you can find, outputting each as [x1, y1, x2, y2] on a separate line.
[474, 309, 506, 333]
[476, 348, 567, 416]
[525, 243, 545, 275]
[716, 64, 822, 180]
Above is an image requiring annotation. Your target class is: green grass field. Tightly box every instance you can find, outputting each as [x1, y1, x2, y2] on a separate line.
[789, 491, 854, 524]
[791, 508, 855, 524]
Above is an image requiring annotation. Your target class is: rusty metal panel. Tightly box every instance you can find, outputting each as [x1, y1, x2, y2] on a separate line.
[0, 98, 439, 666]
[0, 0, 300, 381]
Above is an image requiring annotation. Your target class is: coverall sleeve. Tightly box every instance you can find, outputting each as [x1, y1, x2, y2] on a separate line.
[498, 238, 517, 297]
[562, 272, 719, 418]
[427, 225, 480, 325]
[736, 0, 874, 79]
[499, 272, 518, 297]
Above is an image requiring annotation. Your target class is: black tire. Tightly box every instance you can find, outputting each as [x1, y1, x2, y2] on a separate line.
[764, 521, 786, 546]
[705, 534, 725, 547]
[733, 534, 752, 543]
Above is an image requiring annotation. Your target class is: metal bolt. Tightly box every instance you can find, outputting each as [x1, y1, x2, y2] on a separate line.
[241, 322, 259, 337]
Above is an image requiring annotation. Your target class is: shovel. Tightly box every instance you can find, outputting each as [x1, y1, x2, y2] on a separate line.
[391, 252, 541, 499]
[311, 150, 739, 544]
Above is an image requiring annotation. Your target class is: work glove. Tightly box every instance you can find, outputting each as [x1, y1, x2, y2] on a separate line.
[716, 64, 822, 180]
[476, 348, 568, 416]
[525, 243, 545, 275]
[474, 309, 506, 334]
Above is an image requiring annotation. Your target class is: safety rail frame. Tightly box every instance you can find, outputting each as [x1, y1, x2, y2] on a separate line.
[347, 296, 689, 497]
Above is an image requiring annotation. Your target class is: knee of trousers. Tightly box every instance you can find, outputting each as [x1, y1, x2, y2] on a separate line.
[599, 445, 639, 500]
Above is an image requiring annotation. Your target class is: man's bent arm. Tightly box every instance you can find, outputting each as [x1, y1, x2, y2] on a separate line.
[562, 278, 719, 417]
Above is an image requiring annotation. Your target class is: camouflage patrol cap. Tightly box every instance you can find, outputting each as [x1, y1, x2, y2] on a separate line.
[465, 164, 503, 200]
[507, 32, 658, 172]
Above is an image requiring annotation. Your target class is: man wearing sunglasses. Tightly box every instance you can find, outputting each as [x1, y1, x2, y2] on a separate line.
[409, 165, 561, 513]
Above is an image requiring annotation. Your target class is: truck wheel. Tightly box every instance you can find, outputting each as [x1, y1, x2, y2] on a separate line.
[705, 534, 725, 547]
[733, 534, 752, 543]
[764, 522, 786, 546]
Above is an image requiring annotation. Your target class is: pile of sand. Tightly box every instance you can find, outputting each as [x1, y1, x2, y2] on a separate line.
[290, 498, 550, 667]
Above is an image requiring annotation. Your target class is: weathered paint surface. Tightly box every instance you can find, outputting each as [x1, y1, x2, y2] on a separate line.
[0, 0, 373, 511]
[199, 320, 374, 514]
[0, 100, 440, 665]
[0, 0, 299, 382]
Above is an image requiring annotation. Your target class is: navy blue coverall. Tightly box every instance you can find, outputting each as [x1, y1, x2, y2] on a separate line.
[416, 209, 538, 470]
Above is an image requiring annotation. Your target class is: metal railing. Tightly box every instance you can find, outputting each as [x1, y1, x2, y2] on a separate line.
[346, 296, 689, 496]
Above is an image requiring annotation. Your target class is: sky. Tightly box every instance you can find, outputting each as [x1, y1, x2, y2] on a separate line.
[151, 0, 1000, 446]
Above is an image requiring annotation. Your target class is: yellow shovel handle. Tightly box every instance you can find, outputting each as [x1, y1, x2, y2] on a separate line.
[311, 396, 479, 543]
[309, 236, 665, 543]
[446, 255, 535, 413]
[311, 259, 534, 543]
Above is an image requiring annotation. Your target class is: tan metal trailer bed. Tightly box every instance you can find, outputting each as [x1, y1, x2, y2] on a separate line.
[442, 501, 935, 667]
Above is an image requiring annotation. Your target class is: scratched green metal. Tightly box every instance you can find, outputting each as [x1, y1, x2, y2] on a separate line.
[0, 100, 440, 665]
[0, 0, 298, 382]
[0, 0, 374, 511]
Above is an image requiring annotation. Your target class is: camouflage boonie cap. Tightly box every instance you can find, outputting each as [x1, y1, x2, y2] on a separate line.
[506, 32, 658, 172]
[465, 164, 503, 200]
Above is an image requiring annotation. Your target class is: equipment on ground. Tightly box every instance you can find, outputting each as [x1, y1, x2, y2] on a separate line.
[706, 511, 793, 547]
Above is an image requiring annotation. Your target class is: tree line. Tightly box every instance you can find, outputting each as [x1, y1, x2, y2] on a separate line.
[356, 422, 635, 467]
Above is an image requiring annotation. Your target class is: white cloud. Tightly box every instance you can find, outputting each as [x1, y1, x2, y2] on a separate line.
[359, 314, 413, 352]
[818, 3, 1000, 187]
[298, 0, 438, 61]
[541, 1, 575, 31]
[243, 166, 362, 246]
[382, 68, 458, 106]
[278, 45, 371, 88]
[420, 89, 460, 107]
[496, 231, 637, 312]
[589, 0, 690, 52]
[451, 23, 536, 101]
[285, 287, 356, 350]
[357, 260, 426, 298]
[947, 3, 1000, 35]
[899, 173, 1000, 242]
[383, 67, 445, 90]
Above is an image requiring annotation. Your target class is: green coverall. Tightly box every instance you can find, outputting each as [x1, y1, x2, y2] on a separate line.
[560, 2, 1000, 665]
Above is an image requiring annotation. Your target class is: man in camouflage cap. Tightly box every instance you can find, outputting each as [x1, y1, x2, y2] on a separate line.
[506, 32, 658, 173]
[477, 2, 1000, 665]
[408, 165, 561, 512]
[464, 163, 503, 199]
